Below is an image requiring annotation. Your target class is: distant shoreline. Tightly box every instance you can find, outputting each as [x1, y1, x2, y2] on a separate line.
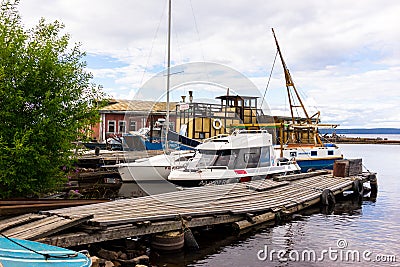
[323, 135, 400, 145]
[319, 128, 400, 135]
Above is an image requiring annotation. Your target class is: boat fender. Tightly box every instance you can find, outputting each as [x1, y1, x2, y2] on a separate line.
[274, 210, 282, 224]
[368, 173, 378, 195]
[212, 119, 222, 130]
[184, 227, 200, 250]
[180, 217, 199, 250]
[320, 189, 336, 207]
[95, 146, 100, 156]
[352, 179, 364, 197]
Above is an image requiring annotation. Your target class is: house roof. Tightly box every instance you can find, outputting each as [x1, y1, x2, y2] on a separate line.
[100, 99, 177, 114]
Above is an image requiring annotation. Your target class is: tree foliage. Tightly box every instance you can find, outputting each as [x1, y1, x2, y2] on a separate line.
[0, 0, 106, 198]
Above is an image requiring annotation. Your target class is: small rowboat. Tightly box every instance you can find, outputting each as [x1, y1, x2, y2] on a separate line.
[0, 236, 91, 267]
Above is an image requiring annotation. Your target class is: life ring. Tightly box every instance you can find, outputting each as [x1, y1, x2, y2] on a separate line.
[212, 119, 222, 130]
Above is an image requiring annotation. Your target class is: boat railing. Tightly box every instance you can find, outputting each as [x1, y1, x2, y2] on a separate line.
[203, 129, 270, 143]
[203, 134, 230, 143]
[232, 129, 270, 135]
[205, 166, 229, 170]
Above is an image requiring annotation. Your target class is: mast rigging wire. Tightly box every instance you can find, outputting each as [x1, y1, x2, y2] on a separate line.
[139, 1, 168, 87]
[260, 49, 278, 108]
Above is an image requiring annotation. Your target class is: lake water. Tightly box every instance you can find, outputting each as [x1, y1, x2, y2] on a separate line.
[152, 144, 400, 266]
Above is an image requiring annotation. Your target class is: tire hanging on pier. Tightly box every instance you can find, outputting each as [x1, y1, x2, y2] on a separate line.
[352, 179, 364, 197]
[367, 173, 378, 197]
[320, 189, 336, 212]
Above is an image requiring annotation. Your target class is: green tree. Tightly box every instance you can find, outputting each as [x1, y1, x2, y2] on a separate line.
[0, 0, 106, 198]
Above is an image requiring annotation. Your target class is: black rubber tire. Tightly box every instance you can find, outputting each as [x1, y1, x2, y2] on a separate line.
[321, 189, 336, 207]
[352, 180, 364, 197]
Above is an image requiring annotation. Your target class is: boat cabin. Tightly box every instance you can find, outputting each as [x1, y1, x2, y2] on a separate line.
[186, 130, 273, 171]
[175, 92, 264, 141]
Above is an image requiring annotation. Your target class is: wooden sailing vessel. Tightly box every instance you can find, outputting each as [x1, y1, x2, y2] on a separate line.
[270, 28, 343, 171]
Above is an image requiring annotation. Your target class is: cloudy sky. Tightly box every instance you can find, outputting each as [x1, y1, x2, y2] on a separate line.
[18, 0, 400, 128]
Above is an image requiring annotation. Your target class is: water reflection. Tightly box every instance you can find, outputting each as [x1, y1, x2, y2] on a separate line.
[149, 144, 400, 267]
[149, 194, 372, 267]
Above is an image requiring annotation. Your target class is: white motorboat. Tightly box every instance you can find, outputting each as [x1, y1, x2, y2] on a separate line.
[168, 130, 301, 187]
[117, 150, 194, 182]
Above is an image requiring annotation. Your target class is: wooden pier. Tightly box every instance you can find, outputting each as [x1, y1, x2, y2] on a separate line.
[0, 199, 109, 216]
[77, 150, 163, 168]
[0, 171, 374, 247]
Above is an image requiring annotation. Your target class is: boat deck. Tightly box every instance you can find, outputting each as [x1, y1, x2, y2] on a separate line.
[0, 171, 372, 247]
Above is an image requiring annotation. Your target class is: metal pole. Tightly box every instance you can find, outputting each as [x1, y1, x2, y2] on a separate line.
[165, 0, 171, 152]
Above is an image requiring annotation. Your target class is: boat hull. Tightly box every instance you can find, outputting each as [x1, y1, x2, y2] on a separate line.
[275, 145, 343, 172]
[0, 237, 91, 267]
[296, 157, 341, 172]
[168, 165, 300, 187]
[168, 176, 261, 187]
[117, 151, 194, 182]
[119, 165, 171, 182]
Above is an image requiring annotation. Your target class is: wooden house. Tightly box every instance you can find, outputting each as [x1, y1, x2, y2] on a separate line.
[91, 99, 176, 142]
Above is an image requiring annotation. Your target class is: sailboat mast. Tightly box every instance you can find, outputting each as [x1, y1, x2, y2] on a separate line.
[271, 28, 311, 125]
[272, 29, 323, 146]
[165, 0, 171, 152]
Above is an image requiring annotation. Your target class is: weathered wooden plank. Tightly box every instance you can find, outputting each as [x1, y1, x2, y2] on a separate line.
[233, 211, 275, 231]
[91, 186, 290, 221]
[273, 170, 329, 181]
[66, 176, 350, 225]
[27, 215, 93, 240]
[2, 215, 93, 240]
[90, 177, 344, 223]
[93, 186, 318, 225]
[2, 216, 64, 237]
[44, 186, 253, 220]
[2, 174, 364, 248]
[246, 180, 289, 191]
[39, 214, 244, 247]
[45, 183, 246, 217]
[0, 213, 47, 232]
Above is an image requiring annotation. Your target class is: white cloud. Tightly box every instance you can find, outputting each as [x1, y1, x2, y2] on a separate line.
[17, 0, 400, 128]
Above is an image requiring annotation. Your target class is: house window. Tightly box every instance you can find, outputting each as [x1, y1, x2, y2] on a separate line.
[311, 151, 318, 156]
[129, 120, 136, 131]
[108, 120, 116, 133]
[119, 121, 126, 133]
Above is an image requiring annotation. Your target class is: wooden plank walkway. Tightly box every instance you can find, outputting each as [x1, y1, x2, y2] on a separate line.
[0, 171, 368, 247]
[0, 199, 109, 216]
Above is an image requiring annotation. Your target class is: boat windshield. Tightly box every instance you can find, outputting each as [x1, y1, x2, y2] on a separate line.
[186, 149, 238, 170]
[186, 146, 271, 170]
